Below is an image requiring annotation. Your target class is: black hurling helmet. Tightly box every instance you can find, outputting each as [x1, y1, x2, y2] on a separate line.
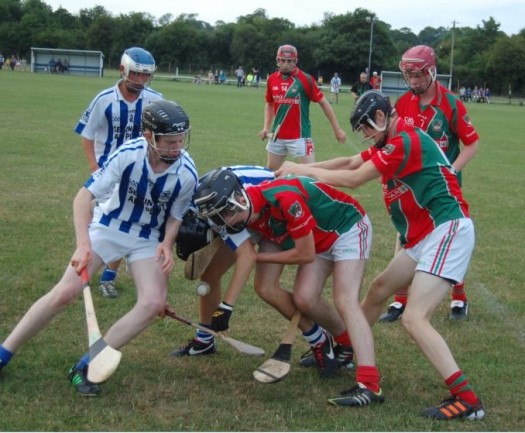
[349, 90, 392, 148]
[142, 100, 190, 135]
[194, 168, 250, 234]
[142, 100, 191, 164]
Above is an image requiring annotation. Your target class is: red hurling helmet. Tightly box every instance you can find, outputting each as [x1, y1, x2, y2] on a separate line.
[399, 45, 436, 75]
[276, 44, 298, 60]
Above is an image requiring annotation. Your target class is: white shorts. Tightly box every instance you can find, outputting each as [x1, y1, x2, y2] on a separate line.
[317, 215, 372, 261]
[89, 223, 159, 265]
[405, 218, 475, 284]
[266, 137, 314, 158]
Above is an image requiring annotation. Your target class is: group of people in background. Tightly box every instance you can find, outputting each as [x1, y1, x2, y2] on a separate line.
[0, 53, 26, 71]
[47, 57, 69, 73]
[459, 85, 491, 103]
[196, 67, 261, 87]
[325, 69, 382, 104]
[0, 42, 486, 422]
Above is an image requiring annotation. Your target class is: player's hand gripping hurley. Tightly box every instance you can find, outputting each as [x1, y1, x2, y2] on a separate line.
[253, 310, 301, 383]
[81, 268, 122, 383]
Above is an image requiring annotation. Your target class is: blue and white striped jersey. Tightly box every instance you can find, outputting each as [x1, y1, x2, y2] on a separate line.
[210, 165, 274, 251]
[86, 137, 198, 242]
[75, 81, 164, 168]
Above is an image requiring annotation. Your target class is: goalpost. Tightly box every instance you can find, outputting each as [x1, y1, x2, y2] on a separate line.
[380, 71, 452, 101]
[31, 47, 104, 77]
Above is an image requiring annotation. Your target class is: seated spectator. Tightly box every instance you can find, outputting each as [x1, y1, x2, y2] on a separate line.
[0, 53, 4, 70]
[193, 74, 203, 84]
[62, 58, 69, 73]
[56, 58, 63, 73]
[48, 57, 56, 74]
[219, 70, 226, 84]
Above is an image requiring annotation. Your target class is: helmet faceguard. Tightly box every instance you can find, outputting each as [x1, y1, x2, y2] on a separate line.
[276, 44, 298, 75]
[121, 47, 156, 93]
[148, 133, 190, 165]
[195, 169, 251, 234]
[142, 100, 191, 165]
[350, 90, 392, 148]
[399, 45, 437, 94]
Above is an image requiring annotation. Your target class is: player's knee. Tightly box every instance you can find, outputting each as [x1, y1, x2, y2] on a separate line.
[367, 275, 391, 305]
[136, 298, 166, 320]
[399, 307, 424, 336]
[292, 291, 316, 314]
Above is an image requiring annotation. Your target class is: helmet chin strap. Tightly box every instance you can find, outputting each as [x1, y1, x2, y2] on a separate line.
[374, 116, 391, 148]
[224, 192, 252, 234]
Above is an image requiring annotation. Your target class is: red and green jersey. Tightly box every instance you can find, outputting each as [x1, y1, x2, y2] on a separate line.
[246, 176, 366, 253]
[395, 82, 479, 167]
[265, 68, 324, 140]
[365, 119, 470, 248]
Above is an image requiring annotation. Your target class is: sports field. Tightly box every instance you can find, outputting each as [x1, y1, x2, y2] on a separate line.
[0, 70, 524, 431]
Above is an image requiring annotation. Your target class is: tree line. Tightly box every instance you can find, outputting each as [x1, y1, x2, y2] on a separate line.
[1, 0, 524, 95]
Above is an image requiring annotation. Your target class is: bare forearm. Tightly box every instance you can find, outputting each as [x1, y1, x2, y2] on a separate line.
[81, 138, 98, 173]
[310, 156, 360, 170]
[222, 247, 257, 306]
[163, 217, 181, 249]
[257, 247, 314, 265]
[452, 141, 479, 172]
[73, 187, 94, 247]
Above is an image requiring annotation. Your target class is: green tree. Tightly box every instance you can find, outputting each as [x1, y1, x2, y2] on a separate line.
[110, 12, 156, 65]
[85, 14, 114, 60]
[486, 34, 525, 94]
[315, 9, 396, 84]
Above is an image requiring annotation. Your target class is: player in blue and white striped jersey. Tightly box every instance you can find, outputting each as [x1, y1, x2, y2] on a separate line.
[75, 47, 164, 298]
[0, 100, 198, 396]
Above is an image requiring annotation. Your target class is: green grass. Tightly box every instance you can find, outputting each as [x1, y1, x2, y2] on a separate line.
[0, 69, 524, 431]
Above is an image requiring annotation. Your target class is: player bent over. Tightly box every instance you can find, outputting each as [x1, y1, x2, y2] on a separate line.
[171, 165, 274, 357]
[0, 100, 198, 396]
[277, 90, 484, 419]
[171, 166, 354, 378]
[193, 170, 383, 404]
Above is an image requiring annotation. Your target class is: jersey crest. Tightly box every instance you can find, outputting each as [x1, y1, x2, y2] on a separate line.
[288, 201, 304, 219]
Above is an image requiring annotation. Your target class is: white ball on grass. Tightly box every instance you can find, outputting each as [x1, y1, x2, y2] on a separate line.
[195, 282, 210, 296]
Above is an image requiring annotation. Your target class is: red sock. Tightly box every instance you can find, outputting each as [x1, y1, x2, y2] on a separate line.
[356, 365, 380, 393]
[333, 330, 352, 347]
[393, 288, 408, 305]
[451, 282, 467, 302]
[445, 370, 479, 405]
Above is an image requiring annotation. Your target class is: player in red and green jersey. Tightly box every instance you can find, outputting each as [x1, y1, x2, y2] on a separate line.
[276, 90, 484, 420]
[259, 44, 346, 170]
[195, 170, 384, 407]
[380, 44, 480, 322]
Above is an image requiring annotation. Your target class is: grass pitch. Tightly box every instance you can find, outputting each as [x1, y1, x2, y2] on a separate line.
[0, 69, 524, 431]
